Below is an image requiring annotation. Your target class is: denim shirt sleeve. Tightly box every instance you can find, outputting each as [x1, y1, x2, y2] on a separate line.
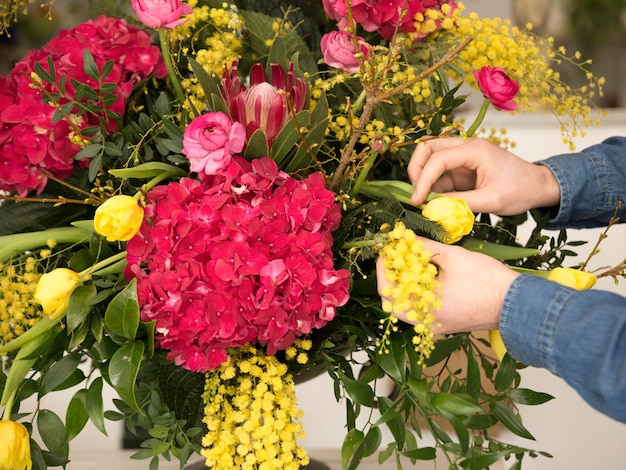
[500, 274, 626, 422]
[536, 136, 626, 229]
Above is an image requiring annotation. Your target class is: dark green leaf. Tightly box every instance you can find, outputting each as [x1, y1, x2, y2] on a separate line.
[507, 388, 555, 406]
[376, 396, 405, 448]
[376, 332, 405, 383]
[86, 377, 107, 435]
[83, 49, 100, 81]
[399, 447, 437, 460]
[494, 353, 517, 392]
[362, 426, 382, 458]
[466, 346, 480, 400]
[431, 393, 483, 416]
[340, 371, 374, 406]
[109, 342, 145, 412]
[66, 284, 97, 334]
[490, 401, 535, 440]
[39, 353, 82, 396]
[37, 409, 69, 457]
[66, 390, 89, 441]
[341, 428, 364, 470]
[75, 144, 102, 161]
[105, 279, 140, 341]
[424, 334, 467, 366]
[244, 129, 269, 159]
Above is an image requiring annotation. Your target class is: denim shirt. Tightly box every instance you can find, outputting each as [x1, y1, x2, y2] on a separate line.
[499, 136, 626, 422]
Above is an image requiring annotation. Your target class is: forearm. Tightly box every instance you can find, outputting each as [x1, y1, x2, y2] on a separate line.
[500, 275, 626, 422]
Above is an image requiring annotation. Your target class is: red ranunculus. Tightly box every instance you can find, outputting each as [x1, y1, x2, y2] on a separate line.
[182, 111, 246, 179]
[320, 30, 370, 73]
[130, 0, 193, 29]
[473, 66, 519, 111]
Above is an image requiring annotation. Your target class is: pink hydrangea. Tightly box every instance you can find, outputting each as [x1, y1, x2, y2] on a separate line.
[125, 156, 351, 372]
[322, 0, 457, 40]
[0, 16, 166, 196]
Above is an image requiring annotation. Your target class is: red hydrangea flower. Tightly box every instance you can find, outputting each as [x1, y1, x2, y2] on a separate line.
[222, 61, 308, 148]
[0, 16, 166, 196]
[125, 156, 351, 372]
[322, 0, 457, 40]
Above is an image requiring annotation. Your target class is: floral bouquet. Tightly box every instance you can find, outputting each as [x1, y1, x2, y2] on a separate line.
[0, 0, 611, 469]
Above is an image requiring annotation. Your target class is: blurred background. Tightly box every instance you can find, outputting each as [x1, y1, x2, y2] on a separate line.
[5, 1, 626, 468]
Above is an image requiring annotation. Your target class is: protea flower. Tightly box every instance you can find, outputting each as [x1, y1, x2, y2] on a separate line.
[222, 61, 308, 148]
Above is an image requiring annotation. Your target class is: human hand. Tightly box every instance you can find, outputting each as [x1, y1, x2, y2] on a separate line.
[376, 237, 519, 334]
[408, 137, 560, 215]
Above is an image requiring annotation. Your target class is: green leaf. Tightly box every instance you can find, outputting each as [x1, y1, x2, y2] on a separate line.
[37, 409, 69, 457]
[507, 388, 555, 406]
[244, 129, 270, 159]
[465, 345, 480, 400]
[362, 426, 382, 458]
[431, 393, 483, 416]
[188, 58, 226, 113]
[83, 49, 100, 80]
[376, 396, 405, 448]
[86, 377, 107, 435]
[341, 428, 364, 470]
[461, 238, 541, 260]
[424, 334, 468, 366]
[399, 447, 437, 460]
[66, 284, 97, 334]
[376, 332, 405, 383]
[339, 371, 374, 406]
[460, 451, 509, 469]
[66, 390, 89, 441]
[270, 110, 311, 168]
[109, 341, 145, 412]
[108, 162, 186, 179]
[105, 279, 140, 341]
[39, 353, 82, 396]
[74, 144, 102, 161]
[494, 353, 517, 392]
[490, 401, 535, 440]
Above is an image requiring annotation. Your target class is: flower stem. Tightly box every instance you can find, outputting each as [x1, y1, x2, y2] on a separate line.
[80, 251, 127, 278]
[351, 150, 378, 196]
[0, 227, 90, 264]
[2, 390, 15, 420]
[465, 98, 490, 138]
[159, 30, 186, 108]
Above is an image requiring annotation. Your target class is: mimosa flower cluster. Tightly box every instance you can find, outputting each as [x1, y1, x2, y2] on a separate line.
[125, 156, 351, 372]
[0, 15, 165, 196]
[378, 222, 441, 362]
[201, 344, 308, 470]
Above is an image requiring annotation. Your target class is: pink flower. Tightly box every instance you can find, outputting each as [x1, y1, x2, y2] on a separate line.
[320, 31, 369, 73]
[125, 157, 351, 372]
[323, 0, 457, 40]
[0, 16, 166, 195]
[182, 112, 246, 179]
[473, 66, 519, 111]
[130, 0, 193, 29]
[222, 61, 308, 147]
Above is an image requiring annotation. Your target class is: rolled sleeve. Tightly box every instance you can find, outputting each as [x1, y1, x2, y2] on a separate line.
[500, 274, 626, 422]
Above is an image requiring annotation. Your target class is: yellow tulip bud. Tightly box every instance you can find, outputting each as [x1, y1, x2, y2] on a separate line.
[547, 267, 597, 290]
[421, 196, 474, 244]
[0, 420, 32, 470]
[489, 330, 507, 361]
[33, 268, 81, 318]
[94, 195, 144, 242]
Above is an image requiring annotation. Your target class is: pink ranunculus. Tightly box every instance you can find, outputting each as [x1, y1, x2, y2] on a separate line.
[131, 0, 193, 29]
[182, 112, 246, 179]
[321, 31, 369, 73]
[473, 66, 519, 111]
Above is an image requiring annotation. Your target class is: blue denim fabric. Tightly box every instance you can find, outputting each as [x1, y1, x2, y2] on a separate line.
[500, 136, 626, 422]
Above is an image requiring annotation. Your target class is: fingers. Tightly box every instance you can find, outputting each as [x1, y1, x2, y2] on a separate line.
[408, 138, 478, 205]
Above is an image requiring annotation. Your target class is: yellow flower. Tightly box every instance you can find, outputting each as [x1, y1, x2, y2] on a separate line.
[0, 420, 32, 470]
[490, 267, 596, 360]
[421, 196, 474, 244]
[547, 267, 597, 290]
[33, 268, 81, 318]
[94, 195, 144, 242]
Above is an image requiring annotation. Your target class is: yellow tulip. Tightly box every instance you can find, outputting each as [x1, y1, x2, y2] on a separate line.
[421, 196, 474, 244]
[94, 195, 144, 242]
[0, 420, 32, 470]
[33, 268, 81, 318]
[547, 267, 597, 290]
[490, 267, 596, 360]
